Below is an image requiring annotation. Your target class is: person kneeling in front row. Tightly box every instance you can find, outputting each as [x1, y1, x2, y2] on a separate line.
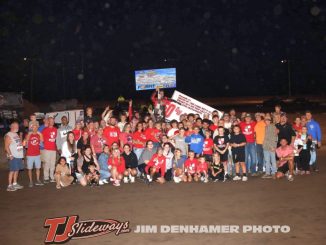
[55, 157, 74, 189]
[275, 138, 295, 181]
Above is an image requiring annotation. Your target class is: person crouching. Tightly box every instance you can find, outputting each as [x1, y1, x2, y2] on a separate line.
[86, 164, 100, 186]
[55, 157, 74, 189]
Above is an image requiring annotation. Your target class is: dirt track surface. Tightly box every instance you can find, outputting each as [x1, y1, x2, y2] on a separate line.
[0, 149, 325, 245]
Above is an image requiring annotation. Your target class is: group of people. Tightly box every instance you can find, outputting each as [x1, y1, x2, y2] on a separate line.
[4, 90, 323, 191]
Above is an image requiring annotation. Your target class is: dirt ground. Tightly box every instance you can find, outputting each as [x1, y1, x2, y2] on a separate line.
[0, 148, 325, 245]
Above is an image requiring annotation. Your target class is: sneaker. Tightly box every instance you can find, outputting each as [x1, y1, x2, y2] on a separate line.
[35, 180, 44, 186]
[7, 185, 17, 192]
[200, 176, 205, 182]
[102, 179, 109, 184]
[251, 172, 259, 177]
[233, 176, 241, 181]
[99, 180, 105, 186]
[29, 182, 34, 188]
[213, 179, 219, 182]
[123, 177, 129, 184]
[306, 171, 311, 175]
[109, 177, 114, 182]
[113, 180, 120, 187]
[12, 183, 24, 190]
[50, 179, 56, 183]
[242, 176, 248, 181]
[173, 176, 181, 183]
[130, 176, 135, 183]
[56, 185, 61, 189]
[261, 174, 272, 179]
[43, 179, 50, 184]
[287, 175, 294, 182]
[146, 175, 152, 182]
[204, 178, 209, 183]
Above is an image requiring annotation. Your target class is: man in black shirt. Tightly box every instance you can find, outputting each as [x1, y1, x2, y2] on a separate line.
[276, 113, 296, 146]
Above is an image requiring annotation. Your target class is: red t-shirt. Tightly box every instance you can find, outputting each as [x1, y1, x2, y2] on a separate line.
[292, 124, 302, 134]
[86, 129, 96, 138]
[197, 161, 209, 173]
[184, 158, 199, 174]
[91, 135, 108, 154]
[108, 156, 126, 174]
[119, 132, 133, 147]
[42, 127, 57, 151]
[239, 121, 256, 143]
[145, 128, 161, 143]
[145, 154, 166, 177]
[185, 129, 194, 137]
[72, 129, 82, 141]
[203, 138, 213, 155]
[132, 131, 147, 148]
[26, 133, 41, 156]
[209, 124, 218, 132]
[103, 126, 120, 147]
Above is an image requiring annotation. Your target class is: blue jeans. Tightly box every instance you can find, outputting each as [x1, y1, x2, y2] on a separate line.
[263, 150, 276, 175]
[245, 143, 257, 173]
[256, 144, 264, 172]
[99, 169, 111, 180]
[133, 148, 144, 160]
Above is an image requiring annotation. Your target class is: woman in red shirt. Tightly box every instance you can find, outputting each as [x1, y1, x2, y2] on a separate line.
[132, 122, 147, 160]
[293, 116, 302, 135]
[145, 147, 166, 184]
[108, 148, 125, 186]
[119, 123, 133, 149]
[72, 121, 82, 141]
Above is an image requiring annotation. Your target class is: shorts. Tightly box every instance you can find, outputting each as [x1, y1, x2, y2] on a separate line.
[9, 158, 23, 171]
[27, 155, 41, 169]
[219, 151, 229, 162]
[203, 154, 213, 163]
[277, 163, 289, 174]
[232, 151, 245, 163]
[148, 167, 162, 181]
[185, 171, 196, 177]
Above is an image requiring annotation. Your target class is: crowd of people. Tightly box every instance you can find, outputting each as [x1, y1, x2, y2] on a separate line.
[4, 90, 323, 191]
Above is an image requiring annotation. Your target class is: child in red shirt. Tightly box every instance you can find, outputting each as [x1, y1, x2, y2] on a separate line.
[196, 156, 209, 183]
[183, 151, 199, 182]
[203, 130, 213, 163]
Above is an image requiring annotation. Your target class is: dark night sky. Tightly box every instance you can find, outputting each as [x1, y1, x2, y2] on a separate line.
[0, 0, 325, 102]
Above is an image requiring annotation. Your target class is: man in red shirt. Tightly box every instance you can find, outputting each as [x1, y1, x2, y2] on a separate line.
[42, 117, 57, 183]
[103, 117, 120, 147]
[239, 113, 257, 176]
[25, 122, 44, 187]
[151, 87, 171, 120]
[145, 148, 166, 184]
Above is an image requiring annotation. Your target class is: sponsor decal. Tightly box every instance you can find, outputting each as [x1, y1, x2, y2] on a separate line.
[44, 215, 130, 244]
